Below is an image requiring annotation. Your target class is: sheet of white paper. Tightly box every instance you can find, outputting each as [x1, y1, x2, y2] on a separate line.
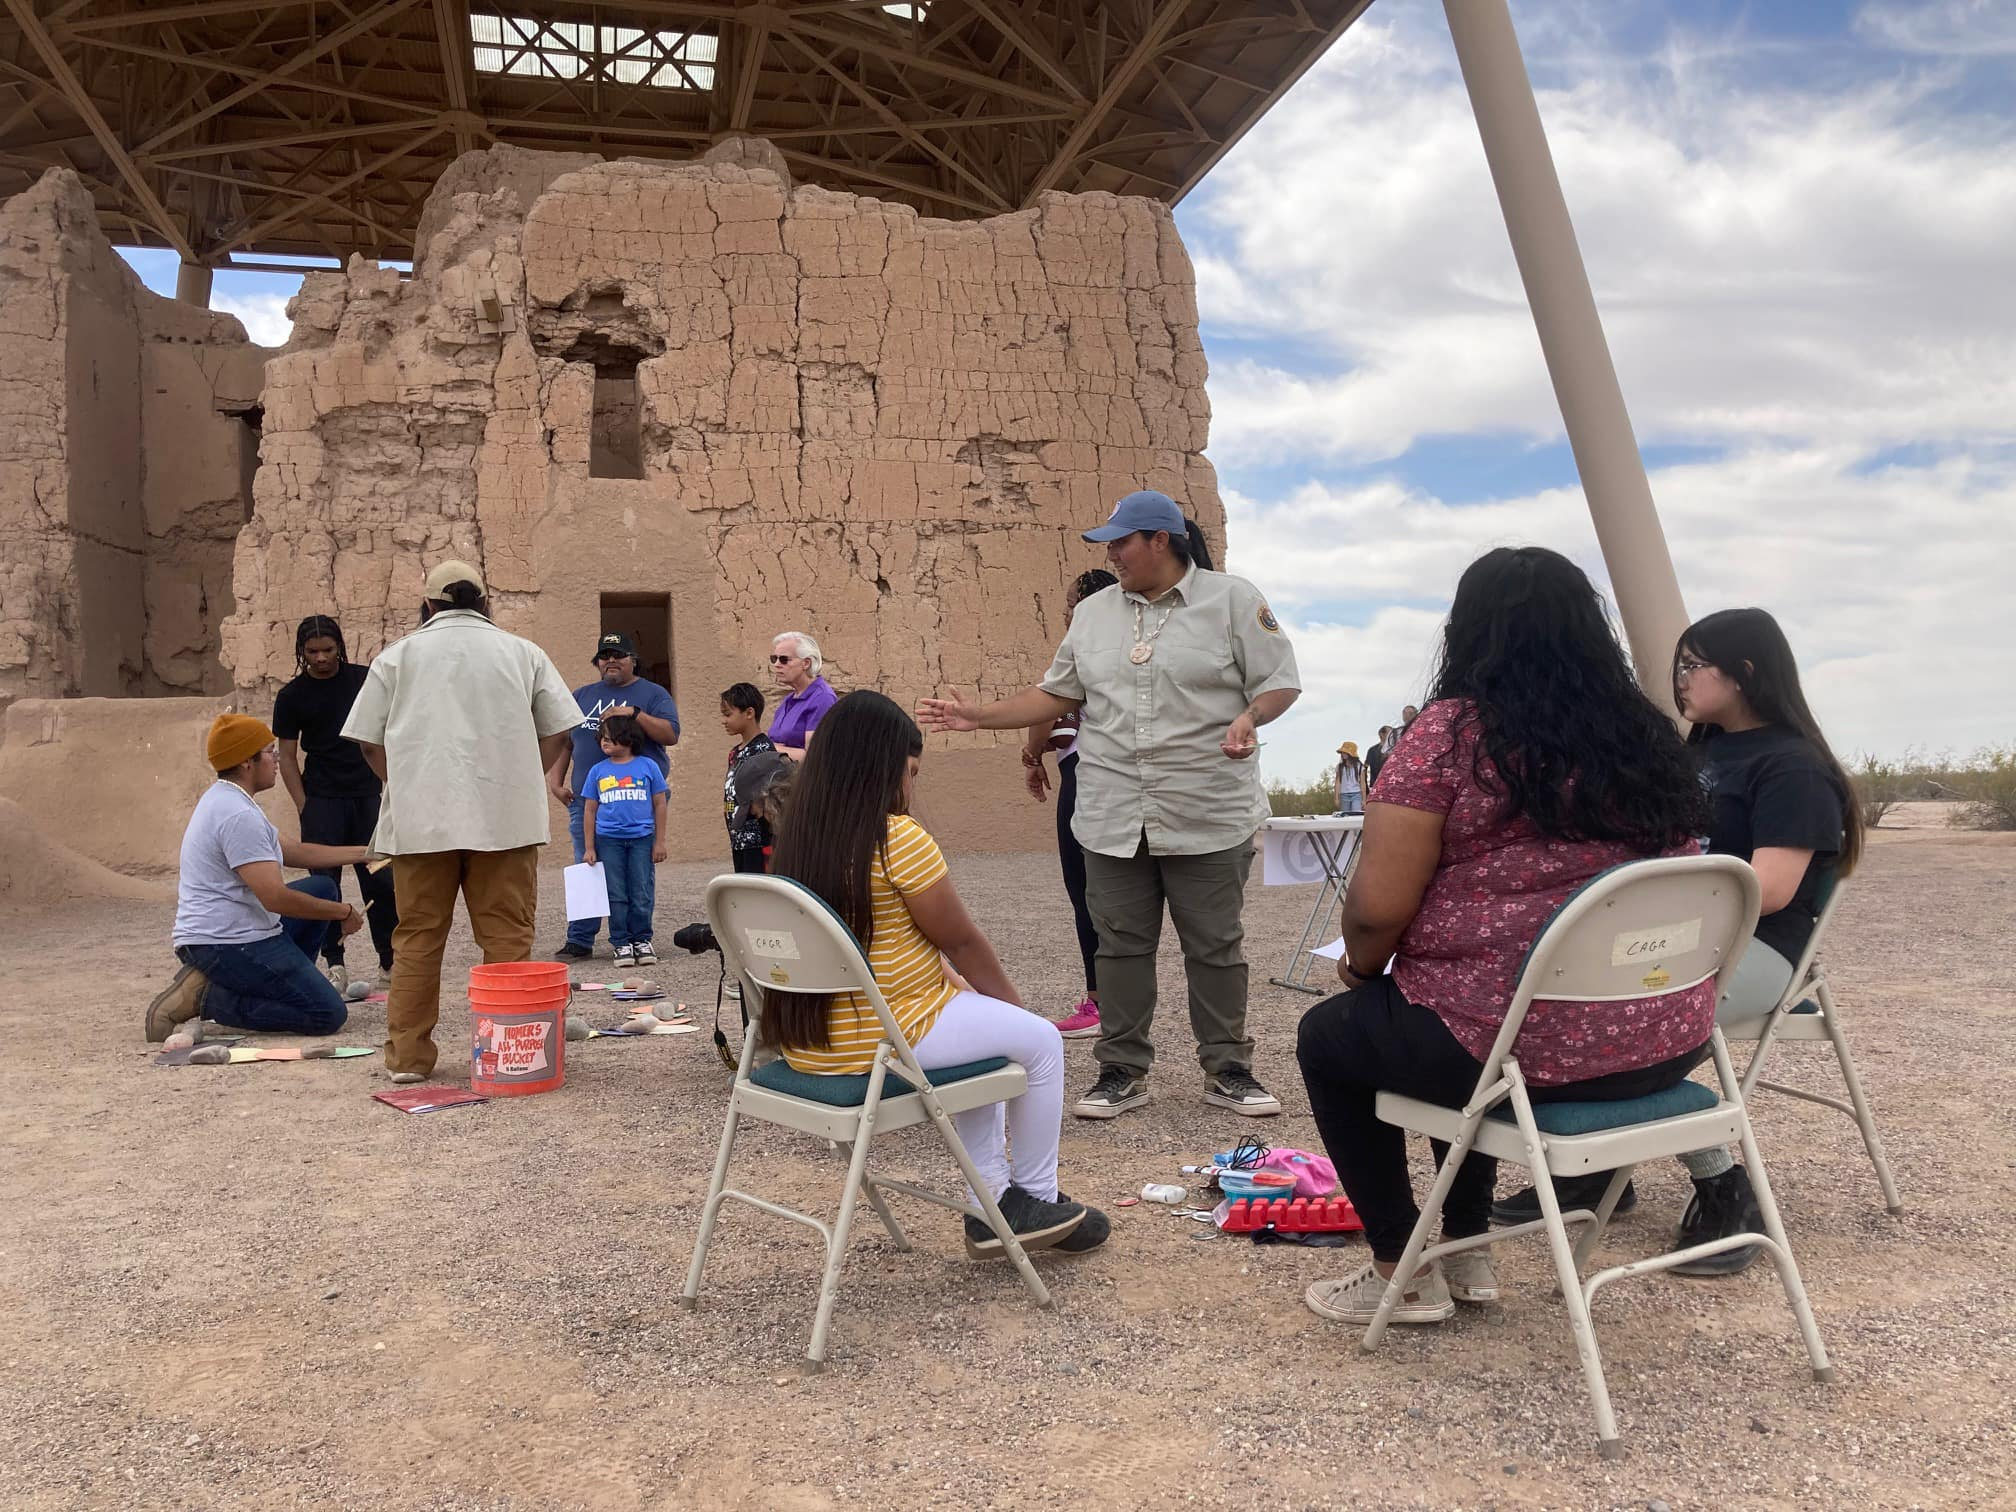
[563, 862, 609, 922]
[1310, 937, 1348, 960]
[1262, 828, 1358, 886]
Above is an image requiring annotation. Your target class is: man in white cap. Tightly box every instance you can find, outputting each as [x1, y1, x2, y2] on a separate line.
[342, 560, 581, 1082]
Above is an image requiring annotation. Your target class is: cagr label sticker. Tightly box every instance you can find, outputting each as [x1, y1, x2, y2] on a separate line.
[746, 928, 800, 960]
[1610, 919, 1701, 967]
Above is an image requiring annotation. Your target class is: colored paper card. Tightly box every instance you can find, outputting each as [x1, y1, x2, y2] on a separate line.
[372, 1085, 488, 1114]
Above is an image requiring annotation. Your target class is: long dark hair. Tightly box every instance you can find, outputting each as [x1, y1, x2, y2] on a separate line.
[1166, 516, 1215, 571]
[294, 615, 346, 675]
[1676, 607, 1862, 876]
[765, 691, 924, 1051]
[1073, 567, 1118, 600]
[1423, 546, 1705, 848]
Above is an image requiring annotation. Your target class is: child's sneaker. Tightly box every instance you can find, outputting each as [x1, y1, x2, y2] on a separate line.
[1055, 998, 1100, 1038]
[633, 941, 658, 966]
[613, 943, 637, 968]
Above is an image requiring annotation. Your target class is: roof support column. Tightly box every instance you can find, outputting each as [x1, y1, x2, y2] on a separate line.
[1443, 0, 1687, 710]
[176, 262, 213, 307]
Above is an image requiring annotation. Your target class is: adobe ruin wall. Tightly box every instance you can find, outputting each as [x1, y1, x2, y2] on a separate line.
[0, 142, 1226, 864]
[220, 141, 1224, 858]
[0, 171, 270, 706]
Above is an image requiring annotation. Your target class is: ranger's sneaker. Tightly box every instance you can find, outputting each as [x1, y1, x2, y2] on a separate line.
[1203, 1068, 1282, 1117]
[1072, 1067, 1150, 1120]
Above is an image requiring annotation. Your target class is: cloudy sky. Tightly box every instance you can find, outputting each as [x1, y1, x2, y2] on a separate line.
[120, 0, 2015, 784]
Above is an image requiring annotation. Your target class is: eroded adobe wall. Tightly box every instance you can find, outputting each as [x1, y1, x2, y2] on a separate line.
[0, 169, 272, 706]
[221, 142, 1223, 855]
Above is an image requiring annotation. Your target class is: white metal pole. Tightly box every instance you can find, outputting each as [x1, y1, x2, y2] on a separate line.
[1443, 0, 1688, 710]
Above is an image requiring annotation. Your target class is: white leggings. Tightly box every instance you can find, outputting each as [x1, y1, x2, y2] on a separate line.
[912, 991, 1065, 1203]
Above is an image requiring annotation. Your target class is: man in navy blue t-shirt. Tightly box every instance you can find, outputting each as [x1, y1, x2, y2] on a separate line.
[544, 632, 680, 957]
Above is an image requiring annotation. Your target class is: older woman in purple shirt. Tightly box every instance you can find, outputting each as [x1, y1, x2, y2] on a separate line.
[768, 631, 837, 761]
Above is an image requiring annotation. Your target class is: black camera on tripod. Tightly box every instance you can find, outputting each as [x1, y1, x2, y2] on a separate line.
[672, 921, 719, 954]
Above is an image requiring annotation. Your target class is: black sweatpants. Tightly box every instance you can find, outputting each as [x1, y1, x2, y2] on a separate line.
[300, 791, 398, 969]
[1296, 976, 1709, 1262]
[1055, 753, 1098, 995]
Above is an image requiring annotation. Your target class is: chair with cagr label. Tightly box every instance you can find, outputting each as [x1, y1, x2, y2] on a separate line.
[679, 874, 1053, 1365]
[1363, 855, 1833, 1458]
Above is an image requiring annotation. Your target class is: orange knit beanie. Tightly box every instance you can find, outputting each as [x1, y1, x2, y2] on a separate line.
[207, 713, 274, 772]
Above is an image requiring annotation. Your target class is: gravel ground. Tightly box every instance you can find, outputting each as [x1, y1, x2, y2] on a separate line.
[2, 802, 2011, 1510]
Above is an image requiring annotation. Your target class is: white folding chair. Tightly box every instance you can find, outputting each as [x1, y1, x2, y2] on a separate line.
[679, 874, 1053, 1366]
[1365, 855, 1833, 1459]
[1729, 876, 1903, 1213]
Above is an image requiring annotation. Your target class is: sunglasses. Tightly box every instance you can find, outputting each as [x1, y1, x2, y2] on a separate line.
[769, 653, 796, 664]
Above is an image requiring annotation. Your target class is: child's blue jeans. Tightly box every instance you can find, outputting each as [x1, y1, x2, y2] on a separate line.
[597, 834, 656, 948]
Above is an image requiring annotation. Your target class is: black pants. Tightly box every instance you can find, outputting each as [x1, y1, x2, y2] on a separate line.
[1055, 753, 1097, 995]
[730, 845, 768, 875]
[300, 791, 398, 969]
[1296, 976, 1709, 1262]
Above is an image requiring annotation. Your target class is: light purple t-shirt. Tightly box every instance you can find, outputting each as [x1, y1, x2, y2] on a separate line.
[769, 676, 837, 751]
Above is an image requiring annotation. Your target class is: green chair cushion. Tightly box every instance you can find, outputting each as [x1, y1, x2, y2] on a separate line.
[749, 1055, 1010, 1108]
[1488, 1079, 1718, 1135]
[1791, 999, 1820, 1015]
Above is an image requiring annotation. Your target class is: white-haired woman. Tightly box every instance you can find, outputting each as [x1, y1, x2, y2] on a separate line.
[768, 631, 837, 762]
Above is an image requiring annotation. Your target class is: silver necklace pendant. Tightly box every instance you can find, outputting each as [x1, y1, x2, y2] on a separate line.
[1129, 642, 1154, 664]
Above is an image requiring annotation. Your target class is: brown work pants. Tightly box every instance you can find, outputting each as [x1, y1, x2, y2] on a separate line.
[386, 846, 540, 1077]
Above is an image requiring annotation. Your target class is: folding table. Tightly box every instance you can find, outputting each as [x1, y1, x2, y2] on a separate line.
[1260, 814, 1363, 994]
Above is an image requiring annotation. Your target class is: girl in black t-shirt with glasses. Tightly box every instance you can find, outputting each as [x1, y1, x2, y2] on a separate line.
[1669, 607, 1861, 1273]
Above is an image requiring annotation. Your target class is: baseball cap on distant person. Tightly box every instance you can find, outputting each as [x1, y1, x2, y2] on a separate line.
[422, 558, 485, 599]
[1082, 489, 1185, 543]
[594, 632, 637, 662]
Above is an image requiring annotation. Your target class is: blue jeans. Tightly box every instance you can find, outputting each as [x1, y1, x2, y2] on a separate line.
[565, 796, 603, 948]
[597, 833, 656, 948]
[176, 876, 349, 1036]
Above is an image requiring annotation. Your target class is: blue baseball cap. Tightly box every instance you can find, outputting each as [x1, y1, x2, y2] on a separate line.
[1083, 489, 1185, 543]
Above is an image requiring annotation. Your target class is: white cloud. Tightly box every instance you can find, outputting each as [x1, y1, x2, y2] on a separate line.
[1855, 0, 2016, 55]
[1185, 11, 2016, 465]
[212, 290, 294, 348]
[1244, 444, 2016, 787]
[1190, 7, 2016, 784]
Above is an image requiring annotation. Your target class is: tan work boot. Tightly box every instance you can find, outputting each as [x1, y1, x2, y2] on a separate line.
[145, 963, 210, 1043]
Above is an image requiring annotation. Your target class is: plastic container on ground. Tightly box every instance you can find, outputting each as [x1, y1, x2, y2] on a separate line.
[469, 961, 570, 1097]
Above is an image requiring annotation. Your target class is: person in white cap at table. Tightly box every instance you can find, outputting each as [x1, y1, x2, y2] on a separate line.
[341, 559, 581, 1083]
[919, 489, 1301, 1121]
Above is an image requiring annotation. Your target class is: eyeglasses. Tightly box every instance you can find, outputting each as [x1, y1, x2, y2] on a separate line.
[769, 653, 796, 664]
[1675, 658, 1714, 679]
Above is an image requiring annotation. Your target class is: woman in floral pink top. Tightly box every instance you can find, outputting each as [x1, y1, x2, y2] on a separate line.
[1297, 547, 1713, 1328]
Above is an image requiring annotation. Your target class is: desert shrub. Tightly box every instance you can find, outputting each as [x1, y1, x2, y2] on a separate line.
[1949, 745, 2016, 832]
[1852, 753, 1913, 829]
[1268, 772, 1337, 817]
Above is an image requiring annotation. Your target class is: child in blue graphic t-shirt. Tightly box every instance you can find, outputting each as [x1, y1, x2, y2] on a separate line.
[581, 715, 669, 967]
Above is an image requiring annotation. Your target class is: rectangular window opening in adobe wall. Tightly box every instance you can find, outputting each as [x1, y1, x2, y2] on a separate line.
[590, 364, 643, 479]
[600, 592, 673, 696]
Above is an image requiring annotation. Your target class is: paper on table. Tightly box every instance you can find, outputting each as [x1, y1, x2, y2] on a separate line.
[1262, 827, 1357, 886]
[563, 862, 609, 922]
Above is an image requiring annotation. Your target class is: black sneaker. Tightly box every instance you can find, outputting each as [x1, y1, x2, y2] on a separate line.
[963, 1185, 1086, 1260]
[552, 941, 593, 960]
[1072, 1066, 1150, 1120]
[1203, 1067, 1282, 1117]
[1668, 1165, 1764, 1277]
[1050, 1190, 1112, 1254]
[1491, 1172, 1638, 1225]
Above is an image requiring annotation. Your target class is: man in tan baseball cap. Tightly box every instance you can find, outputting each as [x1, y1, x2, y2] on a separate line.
[341, 558, 581, 1080]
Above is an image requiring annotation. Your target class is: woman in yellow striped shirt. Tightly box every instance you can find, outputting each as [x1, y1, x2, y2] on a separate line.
[769, 691, 1109, 1260]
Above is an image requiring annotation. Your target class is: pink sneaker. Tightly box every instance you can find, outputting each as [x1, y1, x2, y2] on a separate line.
[1056, 998, 1101, 1039]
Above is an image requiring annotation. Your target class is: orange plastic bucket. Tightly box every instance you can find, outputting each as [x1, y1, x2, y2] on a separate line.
[469, 962, 570, 1097]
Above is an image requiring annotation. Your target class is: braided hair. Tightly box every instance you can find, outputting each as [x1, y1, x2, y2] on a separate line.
[294, 615, 347, 676]
[1073, 568, 1118, 600]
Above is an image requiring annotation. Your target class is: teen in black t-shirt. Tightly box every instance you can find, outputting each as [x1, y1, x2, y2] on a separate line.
[273, 616, 398, 983]
[1664, 606, 1862, 1276]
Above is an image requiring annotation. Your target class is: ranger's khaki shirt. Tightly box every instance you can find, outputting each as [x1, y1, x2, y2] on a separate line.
[342, 610, 581, 855]
[1040, 564, 1299, 858]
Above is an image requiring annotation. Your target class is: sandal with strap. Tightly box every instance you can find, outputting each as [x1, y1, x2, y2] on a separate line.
[1306, 1263, 1455, 1325]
